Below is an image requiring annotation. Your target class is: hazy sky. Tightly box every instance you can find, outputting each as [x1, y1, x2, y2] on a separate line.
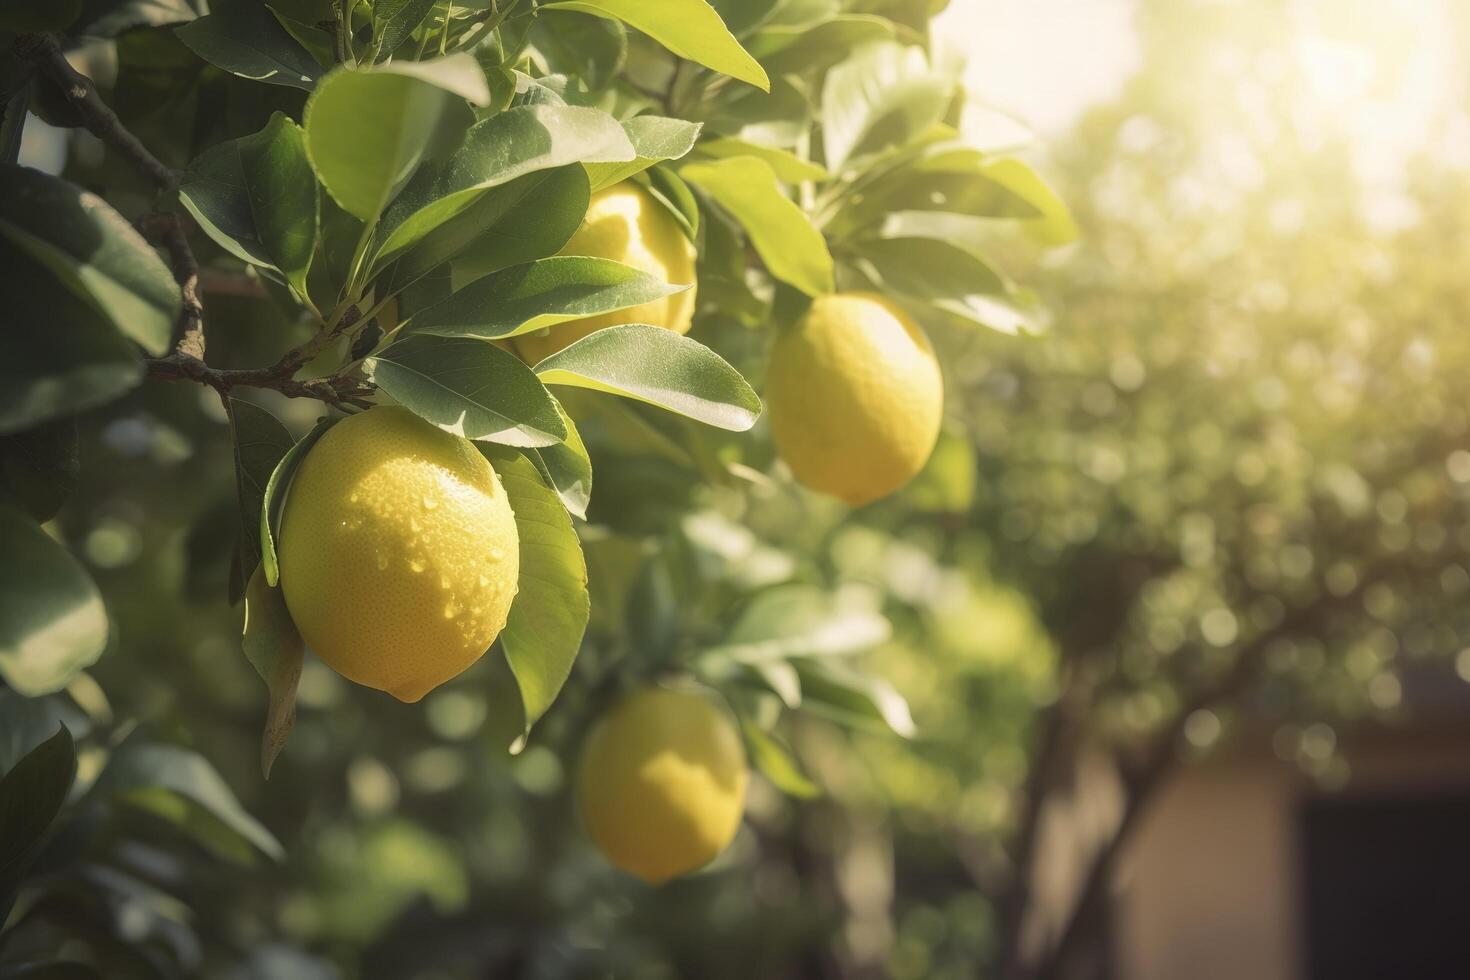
[933, 0, 1140, 136]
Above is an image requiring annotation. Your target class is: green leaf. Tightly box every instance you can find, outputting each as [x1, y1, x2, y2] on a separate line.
[533, 323, 761, 431]
[821, 42, 954, 171]
[701, 74, 811, 147]
[366, 335, 567, 447]
[373, 104, 635, 269]
[0, 252, 143, 435]
[532, 9, 628, 90]
[855, 235, 1007, 298]
[242, 565, 303, 779]
[544, 0, 769, 91]
[372, 0, 438, 56]
[179, 112, 318, 300]
[0, 506, 107, 697]
[681, 155, 833, 295]
[390, 166, 589, 292]
[708, 584, 891, 664]
[408, 256, 689, 340]
[584, 115, 702, 192]
[696, 137, 828, 182]
[0, 165, 178, 356]
[174, 0, 320, 90]
[519, 397, 592, 518]
[259, 418, 334, 587]
[481, 450, 589, 732]
[101, 741, 284, 861]
[640, 165, 701, 242]
[0, 418, 79, 524]
[973, 157, 1078, 246]
[747, 14, 895, 75]
[792, 660, 914, 737]
[0, 725, 76, 922]
[740, 718, 818, 798]
[227, 399, 295, 585]
[303, 56, 489, 222]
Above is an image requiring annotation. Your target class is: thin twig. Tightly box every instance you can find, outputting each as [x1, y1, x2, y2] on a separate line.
[15, 33, 177, 192]
[139, 214, 205, 358]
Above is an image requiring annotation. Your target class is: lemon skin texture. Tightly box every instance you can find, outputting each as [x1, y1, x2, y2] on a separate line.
[512, 182, 697, 365]
[277, 406, 519, 703]
[766, 293, 943, 506]
[578, 687, 749, 884]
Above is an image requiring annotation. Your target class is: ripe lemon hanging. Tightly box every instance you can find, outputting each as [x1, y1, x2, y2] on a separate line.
[765, 293, 943, 506]
[277, 406, 519, 702]
[512, 181, 697, 365]
[578, 687, 748, 884]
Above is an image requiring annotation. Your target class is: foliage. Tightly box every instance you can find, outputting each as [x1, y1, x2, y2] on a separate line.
[0, 0, 1072, 976]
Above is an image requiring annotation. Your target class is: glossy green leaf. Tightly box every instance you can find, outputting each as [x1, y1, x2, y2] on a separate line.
[304, 56, 489, 222]
[975, 157, 1079, 246]
[584, 115, 702, 192]
[0, 418, 79, 524]
[681, 155, 833, 295]
[544, 0, 769, 91]
[855, 235, 1008, 298]
[374, 104, 634, 268]
[696, 137, 828, 182]
[0, 165, 178, 356]
[0, 507, 106, 697]
[179, 113, 318, 299]
[366, 335, 567, 447]
[519, 397, 592, 519]
[481, 450, 589, 732]
[0, 725, 75, 922]
[259, 418, 334, 587]
[102, 741, 284, 861]
[409, 256, 688, 340]
[637, 165, 701, 242]
[748, 14, 894, 74]
[227, 399, 295, 584]
[821, 42, 954, 171]
[242, 565, 303, 779]
[174, 0, 320, 90]
[390, 166, 589, 291]
[533, 323, 761, 431]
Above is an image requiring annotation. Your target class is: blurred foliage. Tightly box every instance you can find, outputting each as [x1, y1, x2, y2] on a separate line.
[7, 0, 1470, 978]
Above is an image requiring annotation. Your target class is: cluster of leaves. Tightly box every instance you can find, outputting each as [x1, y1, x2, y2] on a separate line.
[0, 0, 1079, 975]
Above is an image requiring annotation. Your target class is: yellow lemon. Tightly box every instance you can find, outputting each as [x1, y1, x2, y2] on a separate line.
[278, 406, 519, 702]
[766, 293, 943, 506]
[512, 182, 697, 365]
[578, 687, 748, 884]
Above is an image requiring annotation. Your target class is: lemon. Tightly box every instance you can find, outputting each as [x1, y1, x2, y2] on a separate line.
[578, 687, 748, 884]
[766, 293, 943, 506]
[512, 182, 697, 365]
[277, 406, 519, 702]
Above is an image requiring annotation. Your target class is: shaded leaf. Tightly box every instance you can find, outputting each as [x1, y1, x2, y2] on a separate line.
[696, 137, 828, 182]
[409, 256, 688, 339]
[519, 397, 592, 518]
[0, 506, 107, 697]
[792, 660, 914, 737]
[242, 566, 303, 778]
[227, 399, 295, 584]
[174, 0, 320, 90]
[0, 725, 76, 921]
[708, 584, 891, 664]
[584, 115, 702, 192]
[0, 417, 79, 524]
[259, 418, 334, 587]
[821, 41, 954, 171]
[741, 717, 818, 797]
[0, 164, 178, 356]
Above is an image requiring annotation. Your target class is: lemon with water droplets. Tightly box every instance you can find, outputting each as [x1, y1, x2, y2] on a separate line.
[277, 406, 519, 702]
[578, 686, 748, 884]
[766, 292, 943, 506]
[512, 181, 696, 365]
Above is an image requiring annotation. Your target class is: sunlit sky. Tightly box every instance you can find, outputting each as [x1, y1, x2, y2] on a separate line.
[936, 0, 1468, 204]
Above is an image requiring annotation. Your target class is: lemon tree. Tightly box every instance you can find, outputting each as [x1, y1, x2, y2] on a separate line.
[0, 0, 1077, 974]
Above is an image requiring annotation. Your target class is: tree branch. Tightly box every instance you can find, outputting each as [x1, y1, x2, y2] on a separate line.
[1029, 577, 1377, 978]
[139, 213, 204, 358]
[16, 33, 177, 192]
